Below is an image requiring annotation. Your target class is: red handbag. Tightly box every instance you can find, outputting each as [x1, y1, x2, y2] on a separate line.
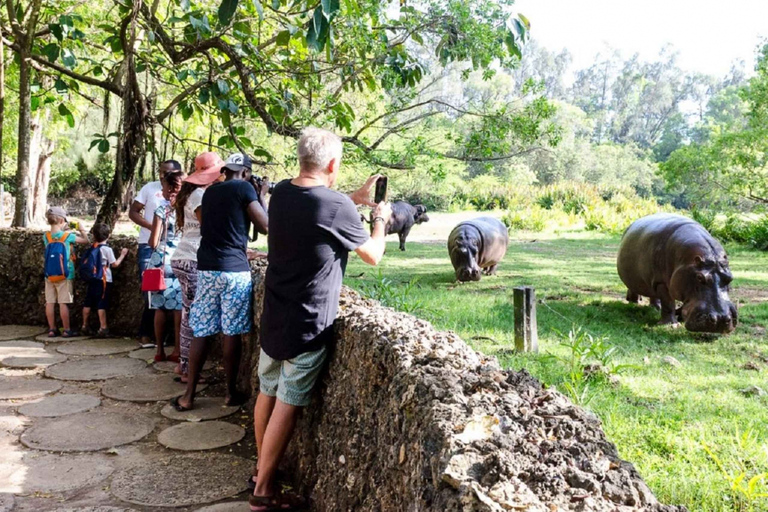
[141, 215, 169, 292]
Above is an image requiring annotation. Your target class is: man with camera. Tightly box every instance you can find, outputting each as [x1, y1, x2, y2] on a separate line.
[173, 153, 269, 412]
[249, 127, 392, 510]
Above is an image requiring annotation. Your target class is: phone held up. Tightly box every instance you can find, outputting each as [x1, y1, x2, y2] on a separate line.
[374, 176, 388, 204]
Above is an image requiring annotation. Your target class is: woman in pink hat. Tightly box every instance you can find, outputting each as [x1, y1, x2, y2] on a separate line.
[170, 152, 225, 381]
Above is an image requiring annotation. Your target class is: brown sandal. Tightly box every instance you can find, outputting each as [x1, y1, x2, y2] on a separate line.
[248, 492, 306, 512]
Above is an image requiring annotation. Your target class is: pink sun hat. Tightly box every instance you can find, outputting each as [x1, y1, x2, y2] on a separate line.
[185, 152, 225, 186]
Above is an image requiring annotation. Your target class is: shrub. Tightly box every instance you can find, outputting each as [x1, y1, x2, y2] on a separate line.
[502, 206, 548, 232]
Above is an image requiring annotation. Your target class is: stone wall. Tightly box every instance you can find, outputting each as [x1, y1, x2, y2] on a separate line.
[249, 267, 685, 512]
[0, 228, 143, 334]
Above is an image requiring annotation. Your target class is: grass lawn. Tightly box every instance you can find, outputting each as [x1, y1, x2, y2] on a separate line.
[344, 219, 768, 511]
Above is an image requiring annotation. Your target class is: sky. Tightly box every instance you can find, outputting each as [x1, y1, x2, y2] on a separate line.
[513, 0, 768, 78]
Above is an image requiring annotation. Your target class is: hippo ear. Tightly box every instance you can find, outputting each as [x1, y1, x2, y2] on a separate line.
[694, 255, 705, 268]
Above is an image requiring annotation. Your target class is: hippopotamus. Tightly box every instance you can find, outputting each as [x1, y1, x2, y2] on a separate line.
[448, 217, 509, 282]
[384, 201, 429, 251]
[617, 213, 737, 333]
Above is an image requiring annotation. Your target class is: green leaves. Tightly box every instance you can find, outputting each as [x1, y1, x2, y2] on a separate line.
[218, 0, 239, 26]
[306, 0, 339, 53]
[42, 43, 60, 63]
[58, 104, 75, 128]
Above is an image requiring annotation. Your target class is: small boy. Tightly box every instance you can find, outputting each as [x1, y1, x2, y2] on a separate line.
[81, 223, 129, 337]
[43, 206, 89, 337]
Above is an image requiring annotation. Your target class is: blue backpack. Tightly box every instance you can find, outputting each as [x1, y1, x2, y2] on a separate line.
[79, 244, 105, 282]
[44, 231, 72, 282]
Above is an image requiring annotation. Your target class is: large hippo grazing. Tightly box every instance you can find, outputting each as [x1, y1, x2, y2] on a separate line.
[617, 213, 737, 333]
[385, 201, 429, 251]
[448, 217, 509, 282]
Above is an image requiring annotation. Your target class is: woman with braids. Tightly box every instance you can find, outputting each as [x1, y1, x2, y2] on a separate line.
[169, 152, 225, 381]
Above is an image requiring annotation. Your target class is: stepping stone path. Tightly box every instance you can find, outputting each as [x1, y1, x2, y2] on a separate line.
[161, 397, 240, 422]
[196, 502, 250, 512]
[0, 493, 13, 512]
[158, 421, 245, 451]
[36, 334, 91, 343]
[0, 325, 45, 341]
[111, 453, 249, 507]
[0, 340, 68, 368]
[20, 411, 155, 452]
[154, 359, 213, 373]
[45, 357, 148, 381]
[18, 394, 101, 417]
[0, 452, 113, 494]
[0, 377, 62, 400]
[54, 508, 138, 512]
[127, 346, 173, 360]
[101, 373, 207, 402]
[57, 338, 139, 357]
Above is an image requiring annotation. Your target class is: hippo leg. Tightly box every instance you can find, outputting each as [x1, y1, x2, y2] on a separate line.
[626, 290, 640, 304]
[657, 288, 680, 327]
[483, 264, 498, 276]
[650, 298, 661, 311]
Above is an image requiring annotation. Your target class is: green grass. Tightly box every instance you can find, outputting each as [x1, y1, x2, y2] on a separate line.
[344, 227, 768, 511]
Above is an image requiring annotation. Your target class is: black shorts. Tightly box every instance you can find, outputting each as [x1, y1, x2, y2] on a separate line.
[84, 281, 113, 310]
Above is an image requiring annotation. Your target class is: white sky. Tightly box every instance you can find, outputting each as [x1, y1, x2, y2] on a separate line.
[514, 0, 768, 78]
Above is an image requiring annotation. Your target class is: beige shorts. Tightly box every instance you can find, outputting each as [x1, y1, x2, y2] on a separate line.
[45, 280, 74, 304]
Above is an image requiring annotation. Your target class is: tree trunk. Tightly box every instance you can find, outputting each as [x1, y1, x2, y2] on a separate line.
[95, 1, 147, 230]
[0, 38, 5, 184]
[32, 138, 54, 224]
[12, 47, 34, 227]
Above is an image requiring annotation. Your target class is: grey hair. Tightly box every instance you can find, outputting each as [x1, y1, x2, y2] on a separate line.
[297, 127, 343, 171]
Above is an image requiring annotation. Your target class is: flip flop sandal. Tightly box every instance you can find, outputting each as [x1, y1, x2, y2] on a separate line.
[167, 353, 180, 363]
[170, 396, 193, 412]
[47, 329, 59, 338]
[173, 376, 211, 385]
[246, 469, 289, 491]
[248, 491, 306, 512]
[62, 330, 80, 338]
[154, 353, 167, 362]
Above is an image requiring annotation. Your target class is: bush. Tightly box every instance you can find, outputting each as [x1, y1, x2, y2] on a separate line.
[698, 211, 768, 250]
[502, 206, 548, 232]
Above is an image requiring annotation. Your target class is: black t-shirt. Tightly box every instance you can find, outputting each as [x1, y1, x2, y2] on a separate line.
[260, 180, 370, 360]
[197, 179, 260, 272]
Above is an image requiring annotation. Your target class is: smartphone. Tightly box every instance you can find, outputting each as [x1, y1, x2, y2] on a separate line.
[374, 176, 388, 203]
[69, 221, 79, 230]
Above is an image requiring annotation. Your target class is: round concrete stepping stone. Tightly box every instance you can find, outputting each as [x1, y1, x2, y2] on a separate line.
[18, 394, 101, 417]
[57, 338, 139, 357]
[161, 397, 239, 422]
[157, 421, 245, 451]
[0, 325, 45, 341]
[195, 502, 250, 512]
[128, 346, 173, 360]
[55, 508, 138, 512]
[0, 453, 113, 493]
[0, 340, 67, 368]
[20, 411, 155, 452]
[36, 334, 91, 343]
[154, 359, 213, 373]
[0, 378, 61, 400]
[45, 357, 148, 381]
[0, 493, 13, 512]
[101, 374, 207, 402]
[111, 453, 249, 507]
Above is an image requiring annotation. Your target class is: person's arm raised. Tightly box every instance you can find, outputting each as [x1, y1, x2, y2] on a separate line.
[355, 202, 392, 266]
[247, 201, 268, 235]
[129, 200, 152, 230]
[148, 215, 163, 250]
[349, 174, 381, 207]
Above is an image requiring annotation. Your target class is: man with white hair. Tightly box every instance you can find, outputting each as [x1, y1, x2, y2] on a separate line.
[249, 127, 392, 509]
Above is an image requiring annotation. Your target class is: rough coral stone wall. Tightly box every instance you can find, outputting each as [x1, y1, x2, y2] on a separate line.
[0, 228, 143, 335]
[250, 267, 686, 512]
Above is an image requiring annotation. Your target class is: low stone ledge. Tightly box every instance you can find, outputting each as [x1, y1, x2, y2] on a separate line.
[249, 268, 685, 511]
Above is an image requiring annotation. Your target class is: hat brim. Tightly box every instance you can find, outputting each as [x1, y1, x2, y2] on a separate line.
[184, 163, 224, 186]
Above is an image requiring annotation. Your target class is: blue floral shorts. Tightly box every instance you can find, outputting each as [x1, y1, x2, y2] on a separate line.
[189, 271, 252, 337]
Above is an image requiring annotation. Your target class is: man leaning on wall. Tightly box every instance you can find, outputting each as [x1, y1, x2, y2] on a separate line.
[249, 127, 392, 510]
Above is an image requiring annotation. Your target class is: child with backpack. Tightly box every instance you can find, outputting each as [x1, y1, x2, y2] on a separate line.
[80, 223, 129, 337]
[43, 206, 90, 337]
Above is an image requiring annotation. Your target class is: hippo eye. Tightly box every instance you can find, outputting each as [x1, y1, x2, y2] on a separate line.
[696, 273, 710, 285]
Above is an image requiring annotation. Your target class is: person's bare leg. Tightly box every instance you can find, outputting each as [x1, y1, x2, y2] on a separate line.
[154, 310, 167, 359]
[177, 336, 209, 409]
[60, 304, 71, 332]
[222, 334, 243, 405]
[254, 400, 301, 498]
[170, 310, 181, 358]
[46, 303, 56, 331]
[253, 393, 277, 483]
[97, 309, 108, 330]
[82, 307, 91, 332]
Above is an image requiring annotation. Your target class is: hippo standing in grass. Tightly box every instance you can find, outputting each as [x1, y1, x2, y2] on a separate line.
[385, 201, 429, 251]
[617, 213, 737, 333]
[448, 217, 509, 282]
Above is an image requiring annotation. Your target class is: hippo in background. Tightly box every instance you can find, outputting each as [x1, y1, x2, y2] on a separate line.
[617, 213, 737, 333]
[448, 216, 509, 282]
[382, 201, 430, 251]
